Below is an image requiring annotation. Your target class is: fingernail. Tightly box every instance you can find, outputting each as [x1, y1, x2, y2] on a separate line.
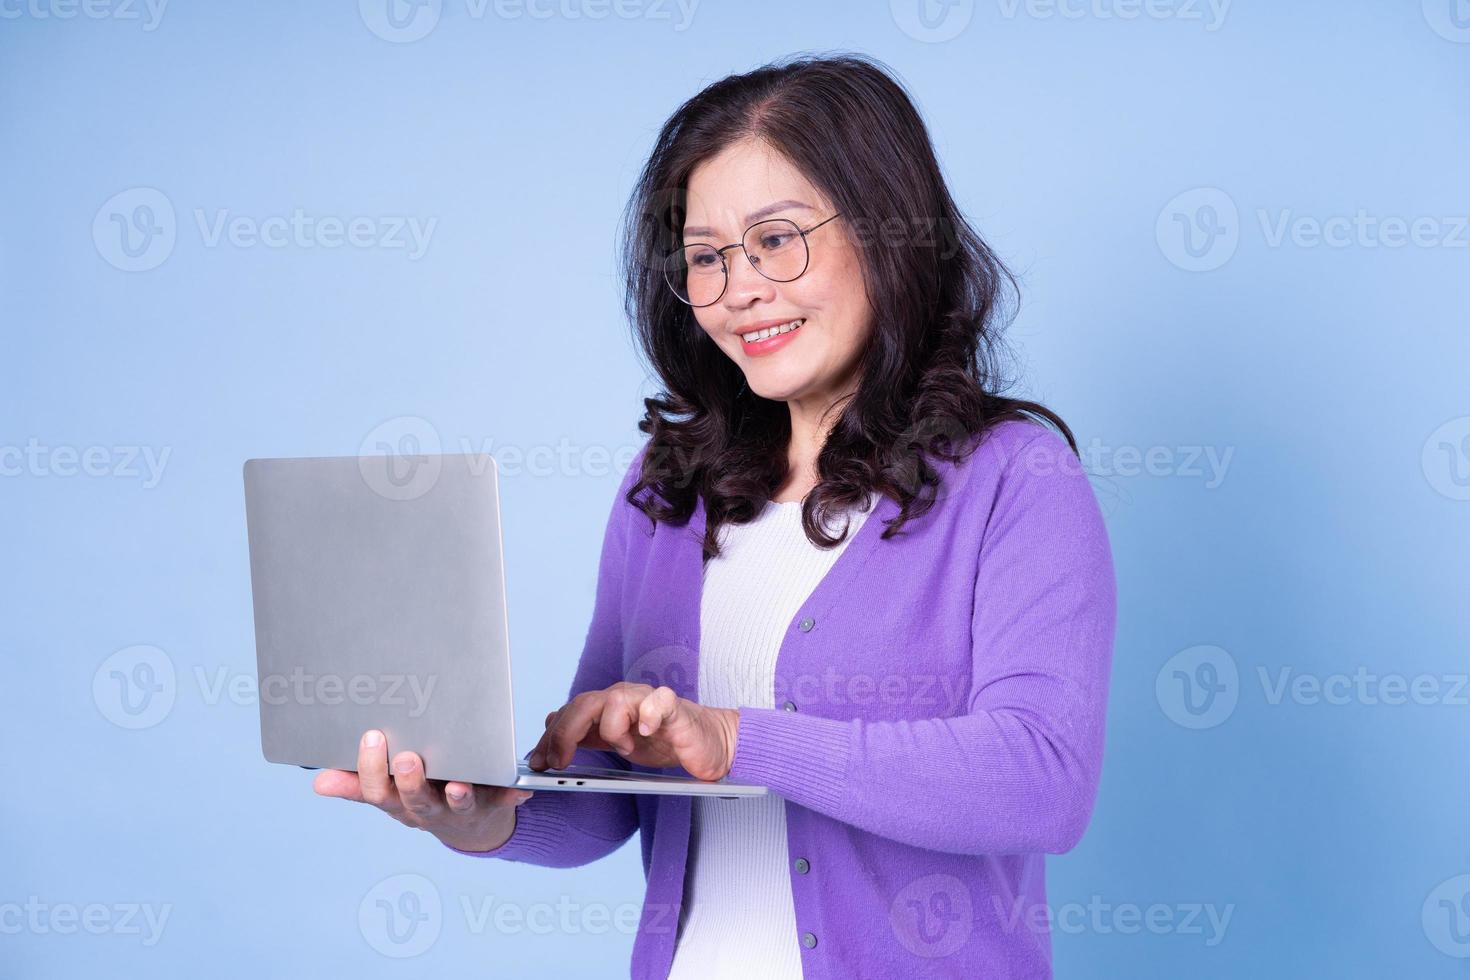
[529, 751, 543, 767]
[364, 731, 382, 747]
[638, 722, 650, 736]
[393, 757, 415, 774]
[447, 787, 465, 801]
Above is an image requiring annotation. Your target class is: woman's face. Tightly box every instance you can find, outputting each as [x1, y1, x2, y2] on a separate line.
[682, 139, 872, 407]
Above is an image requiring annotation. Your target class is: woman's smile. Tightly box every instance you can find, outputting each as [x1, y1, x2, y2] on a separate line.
[739, 317, 805, 356]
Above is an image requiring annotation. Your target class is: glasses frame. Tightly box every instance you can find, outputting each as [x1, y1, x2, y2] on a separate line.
[664, 212, 843, 308]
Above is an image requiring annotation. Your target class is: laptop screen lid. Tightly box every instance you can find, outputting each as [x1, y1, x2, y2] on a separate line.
[243, 452, 521, 787]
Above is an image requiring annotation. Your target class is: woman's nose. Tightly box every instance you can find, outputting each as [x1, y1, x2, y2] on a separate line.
[722, 249, 774, 306]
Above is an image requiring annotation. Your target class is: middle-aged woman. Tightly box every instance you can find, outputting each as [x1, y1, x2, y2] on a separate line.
[316, 52, 1117, 979]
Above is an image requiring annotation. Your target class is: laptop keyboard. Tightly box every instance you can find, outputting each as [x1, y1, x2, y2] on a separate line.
[519, 762, 713, 784]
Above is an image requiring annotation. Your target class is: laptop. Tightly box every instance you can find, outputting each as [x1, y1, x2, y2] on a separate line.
[241, 451, 765, 800]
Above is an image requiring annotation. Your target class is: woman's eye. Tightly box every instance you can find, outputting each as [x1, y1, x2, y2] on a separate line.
[759, 233, 793, 250]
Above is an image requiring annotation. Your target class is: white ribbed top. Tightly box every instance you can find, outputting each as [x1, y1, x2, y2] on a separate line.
[666, 494, 874, 979]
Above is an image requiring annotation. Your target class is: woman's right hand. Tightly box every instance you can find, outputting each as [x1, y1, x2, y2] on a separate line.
[313, 729, 535, 853]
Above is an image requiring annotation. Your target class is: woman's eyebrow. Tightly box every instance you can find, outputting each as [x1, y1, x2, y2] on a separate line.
[682, 200, 813, 239]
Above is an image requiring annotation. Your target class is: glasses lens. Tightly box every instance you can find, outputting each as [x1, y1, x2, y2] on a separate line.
[666, 244, 725, 306]
[743, 219, 808, 282]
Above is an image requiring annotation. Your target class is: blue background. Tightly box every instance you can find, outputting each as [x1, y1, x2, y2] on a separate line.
[3, 1, 1468, 976]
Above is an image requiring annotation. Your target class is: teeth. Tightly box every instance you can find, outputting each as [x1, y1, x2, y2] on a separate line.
[742, 319, 803, 343]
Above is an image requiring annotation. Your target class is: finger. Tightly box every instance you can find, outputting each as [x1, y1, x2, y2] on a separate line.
[313, 768, 364, 801]
[532, 728, 617, 768]
[527, 728, 551, 768]
[527, 705, 568, 767]
[638, 686, 680, 738]
[451, 784, 532, 812]
[598, 687, 641, 754]
[357, 730, 403, 813]
[527, 708, 563, 767]
[483, 785, 536, 808]
[543, 692, 606, 769]
[530, 702, 621, 769]
[444, 781, 478, 813]
[392, 751, 443, 821]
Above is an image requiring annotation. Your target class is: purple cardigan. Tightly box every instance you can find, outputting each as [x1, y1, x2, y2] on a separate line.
[447, 419, 1117, 978]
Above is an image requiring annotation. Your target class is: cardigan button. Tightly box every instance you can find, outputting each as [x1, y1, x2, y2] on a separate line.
[782, 700, 797, 712]
[801, 931, 818, 949]
[798, 617, 814, 632]
[795, 858, 810, 874]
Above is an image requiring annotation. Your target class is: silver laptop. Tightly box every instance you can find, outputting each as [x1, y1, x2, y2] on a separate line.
[242, 451, 765, 800]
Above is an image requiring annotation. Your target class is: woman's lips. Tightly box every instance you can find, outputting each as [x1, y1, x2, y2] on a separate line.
[741, 320, 802, 357]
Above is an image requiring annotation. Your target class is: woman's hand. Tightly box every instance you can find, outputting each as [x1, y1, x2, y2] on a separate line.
[313, 729, 535, 853]
[529, 683, 740, 782]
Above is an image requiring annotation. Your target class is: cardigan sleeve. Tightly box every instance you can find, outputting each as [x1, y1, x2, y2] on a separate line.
[444, 446, 646, 866]
[726, 427, 1116, 856]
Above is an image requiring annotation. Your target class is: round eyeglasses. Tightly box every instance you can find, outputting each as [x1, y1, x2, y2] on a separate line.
[663, 213, 842, 307]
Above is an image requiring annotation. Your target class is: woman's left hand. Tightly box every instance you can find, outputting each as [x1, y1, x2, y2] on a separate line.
[528, 683, 740, 782]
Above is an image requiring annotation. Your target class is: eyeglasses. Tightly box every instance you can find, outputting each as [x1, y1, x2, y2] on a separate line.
[663, 212, 842, 307]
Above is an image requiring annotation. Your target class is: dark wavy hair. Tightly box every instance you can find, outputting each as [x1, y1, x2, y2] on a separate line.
[617, 52, 1076, 561]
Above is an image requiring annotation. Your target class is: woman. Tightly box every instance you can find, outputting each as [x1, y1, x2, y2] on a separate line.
[315, 52, 1116, 979]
